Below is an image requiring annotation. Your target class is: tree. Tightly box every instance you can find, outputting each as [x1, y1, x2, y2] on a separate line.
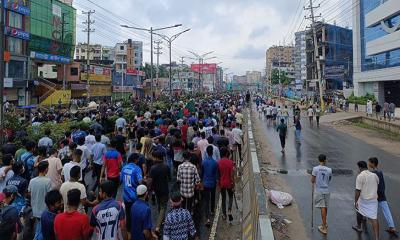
[270, 69, 291, 85]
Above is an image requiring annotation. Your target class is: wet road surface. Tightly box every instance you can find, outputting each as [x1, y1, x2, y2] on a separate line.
[259, 114, 400, 240]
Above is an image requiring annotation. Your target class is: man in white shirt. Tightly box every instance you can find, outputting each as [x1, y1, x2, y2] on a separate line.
[62, 149, 82, 182]
[84, 129, 96, 152]
[76, 137, 92, 184]
[307, 106, 315, 126]
[311, 154, 332, 235]
[38, 129, 53, 149]
[232, 124, 243, 162]
[115, 112, 127, 132]
[353, 161, 379, 240]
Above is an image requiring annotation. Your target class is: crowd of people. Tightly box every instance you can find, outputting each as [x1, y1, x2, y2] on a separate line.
[0, 93, 249, 240]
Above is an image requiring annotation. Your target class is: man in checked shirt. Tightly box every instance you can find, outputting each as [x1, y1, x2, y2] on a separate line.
[177, 151, 201, 213]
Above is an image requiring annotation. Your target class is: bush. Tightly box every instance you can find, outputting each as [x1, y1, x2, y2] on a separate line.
[26, 121, 71, 145]
[348, 92, 375, 105]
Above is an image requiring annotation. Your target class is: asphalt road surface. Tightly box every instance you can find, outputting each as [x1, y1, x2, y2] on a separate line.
[259, 114, 400, 240]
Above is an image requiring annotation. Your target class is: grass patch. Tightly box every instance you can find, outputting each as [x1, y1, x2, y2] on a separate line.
[353, 122, 400, 142]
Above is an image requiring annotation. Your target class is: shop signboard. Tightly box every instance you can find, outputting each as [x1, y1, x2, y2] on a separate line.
[30, 51, 70, 64]
[4, 0, 30, 16]
[5, 26, 30, 40]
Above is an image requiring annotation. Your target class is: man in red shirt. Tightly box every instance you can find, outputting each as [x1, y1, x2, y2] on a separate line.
[218, 147, 235, 222]
[54, 189, 93, 240]
[181, 120, 189, 145]
[100, 138, 123, 196]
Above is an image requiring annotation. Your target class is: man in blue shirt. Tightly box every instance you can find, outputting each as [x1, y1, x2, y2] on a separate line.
[91, 135, 107, 192]
[202, 145, 219, 226]
[131, 185, 154, 240]
[41, 190, 63, 240]
[120, 153, 143, 230]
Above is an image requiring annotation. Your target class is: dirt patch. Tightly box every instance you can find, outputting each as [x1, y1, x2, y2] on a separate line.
[251, 110, 309, 240]
[326, 120, 400, 158]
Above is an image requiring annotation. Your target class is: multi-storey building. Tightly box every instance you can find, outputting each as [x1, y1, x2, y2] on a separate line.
[306, 22, 353, 91]
[75, 43, 113, 61]
[246, 71, 262, 85]
[353, 0, 400, 105]
[3, 0, 31, 105]
[266, 46, 295, 84]
[295, 31, 307, 92]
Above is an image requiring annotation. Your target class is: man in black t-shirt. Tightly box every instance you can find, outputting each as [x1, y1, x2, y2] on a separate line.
[149, 151, 171, 234]
[1, 135, 17, 156]
[368, 157, 397, 234]
[276, 119, 288, 153]
[114, 127, 127, 159]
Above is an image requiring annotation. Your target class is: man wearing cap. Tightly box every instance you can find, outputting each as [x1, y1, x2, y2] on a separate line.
[0, 185, 22, 240]
[130, 185, 156, 240]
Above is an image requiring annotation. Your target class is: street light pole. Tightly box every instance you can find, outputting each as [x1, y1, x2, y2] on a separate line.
[121, 24, 183, 98]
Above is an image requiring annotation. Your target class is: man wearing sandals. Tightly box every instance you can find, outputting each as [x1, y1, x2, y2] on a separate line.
[311, 154, 332, 235]
[353, 161, 379, 240]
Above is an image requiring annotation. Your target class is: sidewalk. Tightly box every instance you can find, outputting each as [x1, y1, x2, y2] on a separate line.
[320, 110, 400, 127]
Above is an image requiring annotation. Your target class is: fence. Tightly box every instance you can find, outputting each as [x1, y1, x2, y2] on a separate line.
[241, 112, 274, 240]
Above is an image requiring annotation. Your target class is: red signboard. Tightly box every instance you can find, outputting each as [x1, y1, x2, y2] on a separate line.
[126, 68, 146, 76]
[190, 64, 217, 74]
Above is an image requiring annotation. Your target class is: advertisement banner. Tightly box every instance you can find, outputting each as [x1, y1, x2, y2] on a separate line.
[30, 51, 71, 64]
[113, 86, 134, 93]
[126, 68, 146, 76]
[325, 65, 345, 79]
[90, 85, 111, 97]
[190, 64, 217, 74]
[5, 27, 30, 40]
[4, 0, 30, 16]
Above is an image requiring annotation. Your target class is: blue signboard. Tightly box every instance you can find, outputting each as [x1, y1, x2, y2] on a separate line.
[30, 51, 71, 64]
[5, 26, 30, 40]
[4, 0, 30, 16]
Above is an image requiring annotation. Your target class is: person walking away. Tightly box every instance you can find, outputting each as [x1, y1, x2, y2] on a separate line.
[368, 157, 397, 234]
[54, 189, 93, 240]
[1, 135, 17, 156]
[276, 119, 287, 153]
[20, 140, 37, 180]
[130, 185, 156, 240]
[41, 190, 63, 240]
[76, 136, 92, 186]
[60, 166, 97, 213]
[375, 102, 382, 120]
[62, 149, 82, 182]
[163, 191, 197, 240]
[366, 100, 373, 117]
[120, 153, 143, 230]
[307, 106, 314, 126]
[383, 101, 389, 120]
[355, 102, 359, 112]
[149, 150, 170, 235]
[315, 106, 322, 127]
[90, 181, 128, 240]
[0, 185, 22, 240]
[91, 135, 107, 192]
[114, 127, 127, 161]
[202, 146, 219, 226]
[6, 161, 28, 212]
[101, 138, 123, 194]
[353, 161, 380, 240]
[232, 124, 243, 163]
[311, 154, 332, 235]
[218, 147, 235, 222]
[115, 112, 127, 133]
[28, 161, 51, 240]
[44, 148, 63, 190]
[294, 117, 302, 144]
[38, 129, 53, 149]
[177, 151, 201, 213]
[389, 102, 396, 122]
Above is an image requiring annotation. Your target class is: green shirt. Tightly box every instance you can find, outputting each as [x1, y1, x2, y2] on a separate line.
[15, 148, 27, 162]
[277, 123, 287, 137]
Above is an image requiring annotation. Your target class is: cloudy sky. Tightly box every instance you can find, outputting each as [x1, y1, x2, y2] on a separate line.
[74, 0, 350, 75]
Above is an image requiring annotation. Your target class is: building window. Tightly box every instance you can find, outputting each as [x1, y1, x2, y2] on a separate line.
[70, 67, 78, 76]
[8, 37, 22, 54]
[8, 60, 24, 78]
[81, 56, 85, 60]
[120, 46, 124, 50]
[8, 12, 23, 29]
[52, 66, 57, 72]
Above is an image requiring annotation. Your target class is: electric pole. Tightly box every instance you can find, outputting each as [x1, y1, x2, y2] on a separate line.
[305, 0, 325, 110]
[154, 40, 162, 92]
[61, 12, 69, 90]
[82, 10, 95, 102]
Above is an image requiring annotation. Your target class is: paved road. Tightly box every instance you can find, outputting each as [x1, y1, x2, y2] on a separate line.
[259, 114, 400, 240]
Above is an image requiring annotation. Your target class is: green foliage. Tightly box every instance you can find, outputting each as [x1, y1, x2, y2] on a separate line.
[348, 92, 376, 105]
[27, 121, 71, 144]
[153, 101, 168, 111]
[270, 69, 291, 85]
[124, 110, 136, 122]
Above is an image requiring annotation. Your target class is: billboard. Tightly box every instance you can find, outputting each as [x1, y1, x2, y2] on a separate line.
[5, 27, 30, 40]
[126, 68, 145, 76]
[4, 0, 30, 16]
[81, 65, 112, 82]
[190, 63, 217, 74]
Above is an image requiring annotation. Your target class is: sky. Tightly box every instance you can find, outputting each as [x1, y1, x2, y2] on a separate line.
[74, 0, 351, 75]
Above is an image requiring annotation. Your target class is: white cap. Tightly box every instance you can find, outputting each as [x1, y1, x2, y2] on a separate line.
[136, 185, 148, 196]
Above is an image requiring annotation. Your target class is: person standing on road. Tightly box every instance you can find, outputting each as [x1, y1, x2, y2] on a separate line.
[201, 145, 219, 226]
[315, 106, 322, 127]
[353, 161, 380, 240]
[218, 147, 235, 222]
[307, 106, 314, 126]
[130, 185, 156, 240]
[389, 102, 396, 122]
[383, 101, 390, 120]
[375, 102, 382, 120]
[276, 119, 287, 153]
[368, 157, 397, 234]
[294, 117, 302, 144]
[311, 154, 332, 235]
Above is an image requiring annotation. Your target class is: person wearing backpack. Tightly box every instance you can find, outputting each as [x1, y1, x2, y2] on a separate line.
[0, 185, 22, 240]
[20, 141, 37, 180]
